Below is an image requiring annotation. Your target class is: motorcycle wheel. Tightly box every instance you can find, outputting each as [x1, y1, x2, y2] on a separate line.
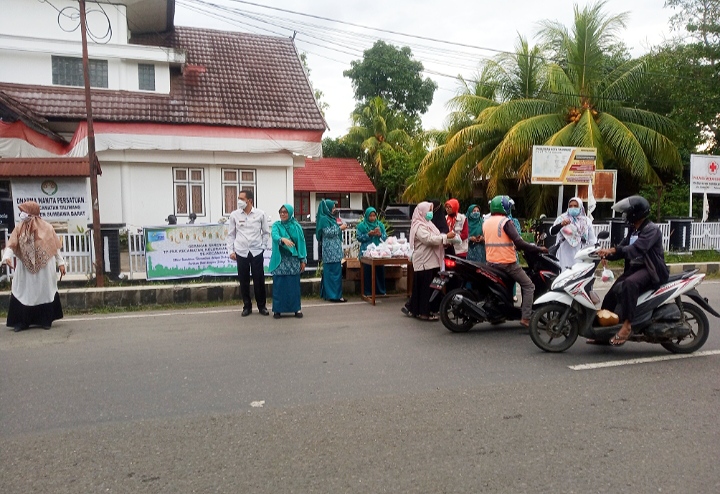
[529, 303, 579, 353]
[439, 288, 478, 333]
[661, 302, 709, 354]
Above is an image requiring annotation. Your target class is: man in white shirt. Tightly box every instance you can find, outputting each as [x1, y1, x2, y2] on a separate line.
[227, 190, 270, 316]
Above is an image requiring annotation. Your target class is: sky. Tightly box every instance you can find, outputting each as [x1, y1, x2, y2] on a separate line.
[174, 0, 678, 138]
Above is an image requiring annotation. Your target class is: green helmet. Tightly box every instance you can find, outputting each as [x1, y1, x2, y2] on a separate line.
[489, 195, 513, 215]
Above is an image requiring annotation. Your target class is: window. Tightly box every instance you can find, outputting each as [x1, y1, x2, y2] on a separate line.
[221, 169, 256, 215]
[138, 63, 155, 91]
[51, 56, 108, 88]
[173, 168, 204, 216]
[316, 193, 350, 208]
[294, 192, 310, 221]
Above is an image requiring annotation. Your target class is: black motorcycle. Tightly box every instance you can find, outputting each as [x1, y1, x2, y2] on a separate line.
[430, 251, 562, 332]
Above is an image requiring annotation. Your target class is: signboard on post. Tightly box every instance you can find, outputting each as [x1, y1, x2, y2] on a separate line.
[144, 223, 270, 280]
[531, 146, 597, 184]
[11, 178, 90, 222]
[690, 154, 720, 193]
[576, 170, 617, 202]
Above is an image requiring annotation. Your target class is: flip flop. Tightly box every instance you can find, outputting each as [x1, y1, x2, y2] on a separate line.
[609, 330, 631, 346]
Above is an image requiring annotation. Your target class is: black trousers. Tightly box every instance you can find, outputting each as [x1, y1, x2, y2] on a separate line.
[405, 268, 440, 317]
[601, 268, 654, 323]
[236, 251, 267, 310]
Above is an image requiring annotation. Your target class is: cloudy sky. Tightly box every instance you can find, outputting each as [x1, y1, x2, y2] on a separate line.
[174, 0, 678, 137]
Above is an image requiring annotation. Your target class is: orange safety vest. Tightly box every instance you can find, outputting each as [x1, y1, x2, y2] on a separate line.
[483, 215, 517, 264]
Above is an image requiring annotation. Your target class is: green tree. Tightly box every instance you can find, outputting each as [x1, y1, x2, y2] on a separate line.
[344, 97, 419, 208]
[322, 136, 359, 159]
[413, 2, 682, 216]
[343, 41, 438, 121]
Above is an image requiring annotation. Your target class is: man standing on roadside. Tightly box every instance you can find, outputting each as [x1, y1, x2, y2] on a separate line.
[227, 190, 270, 317]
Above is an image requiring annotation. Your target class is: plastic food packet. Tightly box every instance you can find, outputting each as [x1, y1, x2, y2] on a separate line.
[601, 267, 614, 282]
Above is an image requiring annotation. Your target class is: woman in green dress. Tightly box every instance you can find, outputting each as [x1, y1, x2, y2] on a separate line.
[270, 204, 307, 318]
[356, 207, 388, 296]
[466, 204, 486, 263]
[316, 199, 347, 302]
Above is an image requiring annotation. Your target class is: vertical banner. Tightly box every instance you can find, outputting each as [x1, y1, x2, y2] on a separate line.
[144, 223, 270, 280]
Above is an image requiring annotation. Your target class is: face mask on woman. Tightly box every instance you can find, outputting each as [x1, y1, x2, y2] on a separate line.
[19, 211, 30, 221]
[469, 212, 481, 220]
[425, 211, 434, 221]
[567, 207, 581, 217]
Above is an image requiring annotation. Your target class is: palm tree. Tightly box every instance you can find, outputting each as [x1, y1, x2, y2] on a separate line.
[345, 97, 416, 208]
[406, 35, 547, 202]
[410, 1, 681, 216]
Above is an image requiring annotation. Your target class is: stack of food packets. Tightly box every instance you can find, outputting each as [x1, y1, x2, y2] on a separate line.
[362, 236, 412, 258]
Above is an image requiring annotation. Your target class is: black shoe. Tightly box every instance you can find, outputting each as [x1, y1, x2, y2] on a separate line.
[241, 308, 251, 317]
[259, 308, 270, 316]
[273, 313, 281, 319]
[295, 311, 303, 318]
[42, 325, 51, 330]
[13, 325, 22, 332]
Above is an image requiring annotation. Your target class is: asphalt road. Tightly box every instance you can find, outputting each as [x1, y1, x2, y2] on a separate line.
[1, 282, 719, 493]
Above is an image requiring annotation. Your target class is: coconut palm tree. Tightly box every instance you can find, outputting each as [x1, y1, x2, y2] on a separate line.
[410, 1, 681, 216]
[406, 35, 547, 201]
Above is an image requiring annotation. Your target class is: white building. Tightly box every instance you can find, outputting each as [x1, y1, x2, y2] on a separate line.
[0, 0, 326, 230]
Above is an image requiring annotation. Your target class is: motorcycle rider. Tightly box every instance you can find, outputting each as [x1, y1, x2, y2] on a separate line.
[483, 195, 547, 327]
[597, 195, 669, 346]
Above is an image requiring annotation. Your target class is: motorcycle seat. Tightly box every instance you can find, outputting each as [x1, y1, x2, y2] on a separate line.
[477, 263, 516, 291]
[666, 269, 699, 283]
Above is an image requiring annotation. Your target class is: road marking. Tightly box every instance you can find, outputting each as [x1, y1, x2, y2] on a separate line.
[568, 349, 720, 370]
[66, 301, 368, 322]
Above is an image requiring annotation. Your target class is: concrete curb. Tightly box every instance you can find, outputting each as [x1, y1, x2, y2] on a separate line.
[1, 264, 716, 312]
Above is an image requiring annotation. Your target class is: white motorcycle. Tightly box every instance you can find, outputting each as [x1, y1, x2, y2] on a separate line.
[529, 231, 719, 353]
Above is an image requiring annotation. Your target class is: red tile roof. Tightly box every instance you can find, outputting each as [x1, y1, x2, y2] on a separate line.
[0, 158, 90, 177]
[295, 158, 376, 193]
[0, 27, 326, 131]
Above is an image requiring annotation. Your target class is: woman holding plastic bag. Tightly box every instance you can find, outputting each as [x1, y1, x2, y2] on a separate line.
[550, 197, 596, 271]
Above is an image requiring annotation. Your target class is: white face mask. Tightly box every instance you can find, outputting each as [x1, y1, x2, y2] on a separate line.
[237, 199, 247, 210]
[19, 211, 30, 221]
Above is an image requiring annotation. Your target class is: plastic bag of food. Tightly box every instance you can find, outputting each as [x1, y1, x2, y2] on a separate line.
[601, 267, 614, 282]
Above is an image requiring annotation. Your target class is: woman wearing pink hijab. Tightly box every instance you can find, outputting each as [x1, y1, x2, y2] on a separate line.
[402, 201, 456, 321]
[2, 201, 65, 331]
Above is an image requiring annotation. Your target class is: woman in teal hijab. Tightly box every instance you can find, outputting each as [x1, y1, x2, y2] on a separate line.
[270, 204, 307, 317]
[315, 199, 347, 302]
[466, 204, 486, 263]
[356, 207, 388, 296]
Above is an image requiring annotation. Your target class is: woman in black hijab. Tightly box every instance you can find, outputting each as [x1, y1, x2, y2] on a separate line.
[428, 199, 454, 255]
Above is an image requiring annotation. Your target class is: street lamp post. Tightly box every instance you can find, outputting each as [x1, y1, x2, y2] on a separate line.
[78, 0, 104, 287]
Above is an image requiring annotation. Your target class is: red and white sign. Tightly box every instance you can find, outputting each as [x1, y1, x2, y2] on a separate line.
[690, 154, 720, 193]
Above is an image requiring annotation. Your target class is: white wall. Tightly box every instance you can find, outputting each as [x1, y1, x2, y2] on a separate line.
[96, 150, 299, 228]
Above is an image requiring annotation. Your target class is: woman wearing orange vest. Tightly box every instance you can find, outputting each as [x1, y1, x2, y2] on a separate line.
[483, 195, 546, 327]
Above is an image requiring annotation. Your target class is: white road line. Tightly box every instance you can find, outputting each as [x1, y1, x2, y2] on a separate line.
[66, 301, 368, 322]
[568, 349, 720, 371]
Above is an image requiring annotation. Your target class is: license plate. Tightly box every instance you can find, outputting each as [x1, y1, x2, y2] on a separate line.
[430, 276, 446, 289]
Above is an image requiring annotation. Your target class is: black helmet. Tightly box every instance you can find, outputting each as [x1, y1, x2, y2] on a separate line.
[612, 195, 650, 224]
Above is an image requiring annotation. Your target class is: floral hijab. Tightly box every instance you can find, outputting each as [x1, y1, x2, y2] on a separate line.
[553, 196, 590, 247]
[7, 201, 62, 274]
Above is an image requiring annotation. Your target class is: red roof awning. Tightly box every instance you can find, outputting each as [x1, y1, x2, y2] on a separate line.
[0, 158, 91, 177]
[295, 158, 376, 193]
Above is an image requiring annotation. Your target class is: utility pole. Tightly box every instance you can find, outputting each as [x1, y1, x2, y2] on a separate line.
[79, 0, 104, 287]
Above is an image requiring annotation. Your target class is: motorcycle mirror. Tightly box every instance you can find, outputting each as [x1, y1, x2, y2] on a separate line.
[597, 231, 610, 240]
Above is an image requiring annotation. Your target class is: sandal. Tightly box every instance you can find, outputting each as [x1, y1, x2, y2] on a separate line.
[609, 329, 632, 346]
[417, 314, 439, 322]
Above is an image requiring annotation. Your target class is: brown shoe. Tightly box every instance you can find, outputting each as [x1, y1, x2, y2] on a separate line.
[520, 319, 530, 327]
